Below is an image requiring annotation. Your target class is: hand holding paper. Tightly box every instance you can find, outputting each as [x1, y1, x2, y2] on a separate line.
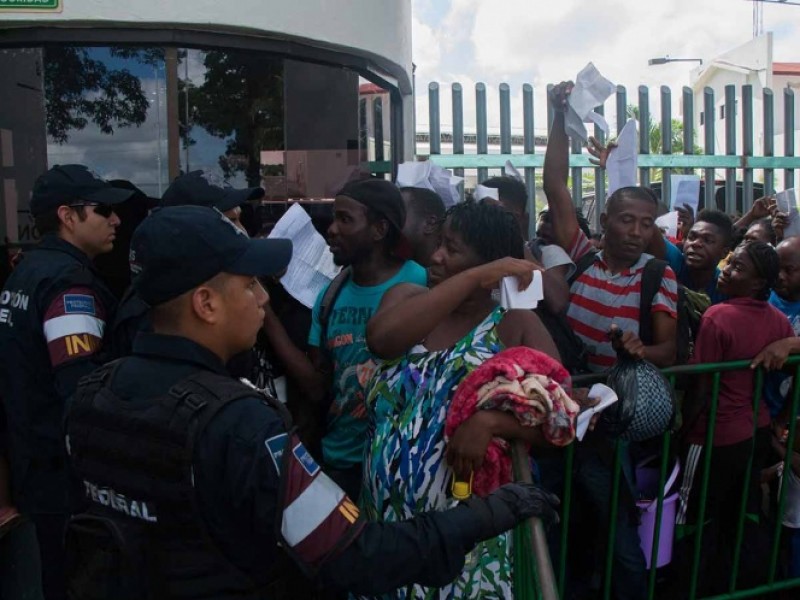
[499, 271, 543, 310]
[575, 383, 618, 441]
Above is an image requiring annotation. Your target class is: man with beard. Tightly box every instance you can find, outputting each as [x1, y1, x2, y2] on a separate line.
[263, 179, 427, 498]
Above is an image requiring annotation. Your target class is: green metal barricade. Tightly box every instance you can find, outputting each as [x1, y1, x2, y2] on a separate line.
[515, 356, 800, 600]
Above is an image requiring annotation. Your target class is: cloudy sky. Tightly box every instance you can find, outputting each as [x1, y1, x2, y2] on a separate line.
[412, 0, 800, 136]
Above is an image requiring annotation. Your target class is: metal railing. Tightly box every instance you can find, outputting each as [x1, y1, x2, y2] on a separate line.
[514, 356, 800, 600]
[370, 82, 800, 233]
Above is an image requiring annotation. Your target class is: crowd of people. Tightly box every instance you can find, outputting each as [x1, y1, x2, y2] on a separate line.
[1, 81, 800, 600]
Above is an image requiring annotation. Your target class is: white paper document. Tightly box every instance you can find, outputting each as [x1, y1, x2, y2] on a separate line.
[504, 159, 523, 181]
[607, 119, 638, 197]
[396, 161, 463, 207]
[576, 383, 618, 441]
[656, 211, 679, 238]
[670, 175, 701, 214]
[776, 189, 800, 239]
[499, 270, 543, 310]
[566, 63, 616, 143]
[268, 203, 341, 308]
[474, 184, 499, 201]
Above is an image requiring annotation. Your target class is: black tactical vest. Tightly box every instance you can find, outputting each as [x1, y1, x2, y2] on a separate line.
[65, 363, 293, 600]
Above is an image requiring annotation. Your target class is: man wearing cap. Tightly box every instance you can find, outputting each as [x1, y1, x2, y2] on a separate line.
[64, 205, 559, 598]
[263, 178, 428, 499]
[0, 164, 132, 600]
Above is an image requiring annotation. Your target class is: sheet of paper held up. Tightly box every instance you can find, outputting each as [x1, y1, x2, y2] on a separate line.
[576, 383, 618, 441]
[268, 203, 341, 309]
[669, 175, 701, 214]
[607, 118, 638, 197]
[566, 63, 616, 143]
[499, 270, 543, 310]
[656, 211, 679, 238]
[396, 161, 463, 207]
[776, 189, 800, 239]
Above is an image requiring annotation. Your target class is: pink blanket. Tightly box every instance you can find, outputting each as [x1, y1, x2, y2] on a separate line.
[445, 347, 579, 496]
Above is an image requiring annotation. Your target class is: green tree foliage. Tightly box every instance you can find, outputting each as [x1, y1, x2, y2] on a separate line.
[182, 51, 284, 186]
[44, 47, 151, 144]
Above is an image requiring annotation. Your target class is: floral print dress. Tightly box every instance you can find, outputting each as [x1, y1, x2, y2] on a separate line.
[359, 307, 514, 599]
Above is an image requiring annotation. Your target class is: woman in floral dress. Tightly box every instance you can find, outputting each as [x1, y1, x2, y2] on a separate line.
[361, 200, 561, 599]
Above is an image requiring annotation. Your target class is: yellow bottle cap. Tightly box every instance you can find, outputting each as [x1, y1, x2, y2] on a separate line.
[451, 471, 473, 500]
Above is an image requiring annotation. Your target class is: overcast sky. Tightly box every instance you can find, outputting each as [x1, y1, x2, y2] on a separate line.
[412, 0, 800, 136]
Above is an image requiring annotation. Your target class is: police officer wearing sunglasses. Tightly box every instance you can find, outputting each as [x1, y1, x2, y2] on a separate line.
[0, 164, 132, 600]
[64, 205, 560, 599]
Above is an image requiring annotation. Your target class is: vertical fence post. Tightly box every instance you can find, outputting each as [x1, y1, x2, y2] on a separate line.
[683, 86, 694, 176]
[638, 86, 650, 189]
[571, 133, 582, 208]
[452, 83, 465, 202]
[764, 88, 775, 195]
[476, 83, 488, 184]
[612, 84, 628, 216]
[428, 83, 440, 156]
[704, 87, 716, 211]
[500, 83, 512, 162]
[742, 84, 754, 211]
[661, 86, 672, 207]
[785, 87, 796, 192]
[724, 84, 737, 214]
[523, 83, 536, 223]
[594, 103, 606, 227]
[374, 98, 385, 162]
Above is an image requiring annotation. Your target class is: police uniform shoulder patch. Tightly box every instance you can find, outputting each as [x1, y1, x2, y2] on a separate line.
[63, 294, 96, 315]
[265, 433, 288, 474]
[292, 443, 320, 477]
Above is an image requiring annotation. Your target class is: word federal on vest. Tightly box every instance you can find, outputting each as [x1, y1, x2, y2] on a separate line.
[83, 479, 157, 523]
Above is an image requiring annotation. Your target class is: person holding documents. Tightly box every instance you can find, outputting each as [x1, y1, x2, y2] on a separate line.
[362, 199, 565, 599]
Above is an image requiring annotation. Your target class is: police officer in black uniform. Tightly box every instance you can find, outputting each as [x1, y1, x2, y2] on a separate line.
[0, 164, 134, 600]
[65, 205, 559, 599]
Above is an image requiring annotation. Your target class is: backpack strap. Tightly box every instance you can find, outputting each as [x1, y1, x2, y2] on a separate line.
[319, 266, 351, 350]
[638, 258, 668, 346]
[568, 250, 598, 287]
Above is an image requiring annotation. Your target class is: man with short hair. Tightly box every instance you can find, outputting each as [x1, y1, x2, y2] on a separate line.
[651, 207, 733, 305]
[0, 164, 133, 600]
[63, 205, 559, 598]
[400, 186, 445, 267]
[263, 179, 427, 498]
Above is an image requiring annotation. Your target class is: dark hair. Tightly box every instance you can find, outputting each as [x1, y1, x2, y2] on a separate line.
[743, 240, 779, 300]
[445, 199, 523, 262]
[400, 187, 446, 221]
[538, 207, 592, 238]
[747, 217, 776, 245]
[696, 209, 734, 247]
[480, 176, 528, 213]
[34, 204, 87, 236]
[365, 206, 400, 250]
[605, 186, 659, 214]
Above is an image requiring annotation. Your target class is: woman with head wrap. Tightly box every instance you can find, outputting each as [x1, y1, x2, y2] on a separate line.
[676, 241, 793, 595]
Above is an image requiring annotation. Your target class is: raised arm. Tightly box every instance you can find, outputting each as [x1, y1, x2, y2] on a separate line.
[542, 82, 579, 251]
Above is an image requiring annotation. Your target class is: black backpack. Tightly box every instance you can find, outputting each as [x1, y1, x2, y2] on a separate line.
[531, 249, 685, 373]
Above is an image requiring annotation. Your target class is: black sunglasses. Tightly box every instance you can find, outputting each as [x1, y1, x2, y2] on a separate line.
[69, 203, 116, 218]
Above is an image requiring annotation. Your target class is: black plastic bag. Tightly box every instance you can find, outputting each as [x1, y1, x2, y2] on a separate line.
[601, 355, 676, 441]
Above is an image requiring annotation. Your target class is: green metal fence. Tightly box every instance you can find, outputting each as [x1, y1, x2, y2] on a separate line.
[407, 82, 800, 234]
[516, 356, 800, 600]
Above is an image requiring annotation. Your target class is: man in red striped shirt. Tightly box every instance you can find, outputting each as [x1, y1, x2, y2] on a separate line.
[543, 82, 678, 372]
[539, 82, 678, 600]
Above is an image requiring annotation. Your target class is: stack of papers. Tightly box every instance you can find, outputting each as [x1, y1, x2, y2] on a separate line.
[499, 271, 543, 310]
[396, 161, 463, 207]
[268, 203, 340, 308]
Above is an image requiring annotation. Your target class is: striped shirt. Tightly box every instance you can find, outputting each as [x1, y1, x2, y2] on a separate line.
[566, 230, 678, 371]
